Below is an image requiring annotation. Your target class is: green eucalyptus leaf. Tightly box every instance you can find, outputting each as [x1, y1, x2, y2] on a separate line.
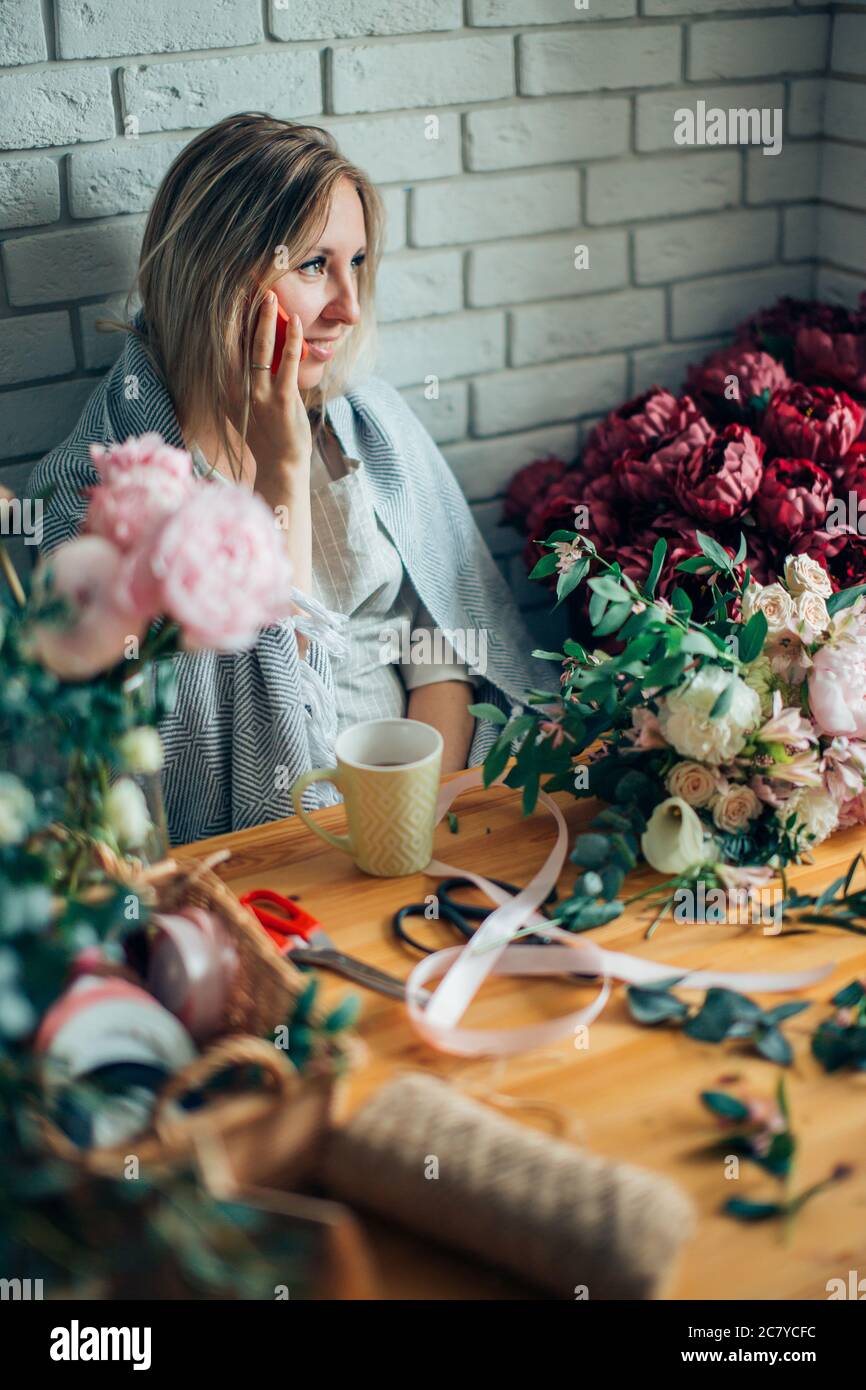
[700, 1090, 751, 1122]
[626, 984, 690, 1025]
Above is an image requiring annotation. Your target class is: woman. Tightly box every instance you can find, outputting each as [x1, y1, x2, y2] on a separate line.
[30, 113, 552, 845]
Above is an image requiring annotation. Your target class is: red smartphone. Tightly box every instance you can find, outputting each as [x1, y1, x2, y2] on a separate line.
[271, 300, 309, 373]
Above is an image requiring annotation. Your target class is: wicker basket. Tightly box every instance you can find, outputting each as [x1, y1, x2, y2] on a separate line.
[39, 852, 358, 1188]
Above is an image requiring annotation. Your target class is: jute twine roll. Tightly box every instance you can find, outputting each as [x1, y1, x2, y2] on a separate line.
[321, 1073, 694, 1300]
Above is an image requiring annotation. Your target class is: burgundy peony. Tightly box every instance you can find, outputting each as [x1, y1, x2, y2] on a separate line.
[796, 325, 866, 399]
[614, 411, 715, 504]
[674, 424, 764, 524]
[581, 388, 705, 478]
[753, 457, 833, 540]
[503, 455, 567, 529]
[686, 346, 790, 423]
[829, 535, 866, 592]
[761, 384, 865, 465]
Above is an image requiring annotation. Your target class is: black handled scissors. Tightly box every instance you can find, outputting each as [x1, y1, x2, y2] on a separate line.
[392, 876, 559, 955]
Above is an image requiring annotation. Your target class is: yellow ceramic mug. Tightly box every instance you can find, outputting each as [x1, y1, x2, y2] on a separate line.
[290, 718, 443, 877]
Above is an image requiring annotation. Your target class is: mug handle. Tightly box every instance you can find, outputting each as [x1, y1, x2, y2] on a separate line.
[290, 767, 354, 855]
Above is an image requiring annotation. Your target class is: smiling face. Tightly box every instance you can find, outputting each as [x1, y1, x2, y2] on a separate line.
[271, 176, 367, 386]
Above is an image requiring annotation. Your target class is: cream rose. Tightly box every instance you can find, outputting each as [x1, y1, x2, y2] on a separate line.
[0, 774, 35, 846]
[711, 784, 761, 832]
[116, 727, 164, 776]
[666, 760, 718, 808]
[783, 554, 833, 598]
[104, 778, 153, 850]
[742, 582, 795, 635]
[793, 589, 829, 639]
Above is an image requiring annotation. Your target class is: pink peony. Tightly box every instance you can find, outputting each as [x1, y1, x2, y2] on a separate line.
[86, 434, 196, 552]
[838, 790, 866, 829]
[27, 537, 147, 681]
[127, 484, 295, 652]
[761, 384, 865, 465]
[687, 346, 790, 421]
[809, 640, 866, 738]
[754, 457, 833, 539]
[674, 424, 764, 524]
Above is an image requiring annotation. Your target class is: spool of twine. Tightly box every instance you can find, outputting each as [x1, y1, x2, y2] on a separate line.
[320, 1072, 694, 1300]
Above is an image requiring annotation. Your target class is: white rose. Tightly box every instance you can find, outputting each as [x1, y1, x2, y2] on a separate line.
[116, 727, 164, 776]
[793, 590, 829, 639]
[666, 760, 718, 808]
[742, 582, 795, 635]
[104, 778, 152, 850]
[780, 787, 840, 851]
[784, 554, 833, 598]
[658, 666, 761, 765]
[0, 774, 35, 846]
[641, 797, 710, 875]
[711, 784, 761, 832]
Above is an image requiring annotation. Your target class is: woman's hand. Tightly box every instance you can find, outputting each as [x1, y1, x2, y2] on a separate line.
[239, 291, 312, 501]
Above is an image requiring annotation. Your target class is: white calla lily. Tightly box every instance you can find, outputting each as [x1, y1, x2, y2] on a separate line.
[641, 796, 710, 875]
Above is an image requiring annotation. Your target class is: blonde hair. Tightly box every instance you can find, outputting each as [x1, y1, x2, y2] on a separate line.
[102, 112, 384, 478]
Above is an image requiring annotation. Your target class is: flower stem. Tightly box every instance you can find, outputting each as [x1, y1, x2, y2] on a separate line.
[0, 542, 25, 607]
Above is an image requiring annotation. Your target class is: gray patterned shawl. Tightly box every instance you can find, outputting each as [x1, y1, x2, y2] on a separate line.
[28, 318, 554, 845]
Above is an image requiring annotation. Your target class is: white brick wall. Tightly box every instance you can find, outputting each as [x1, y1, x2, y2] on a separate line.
[817, 11, 866, 307]
[0, 0, 858, 632]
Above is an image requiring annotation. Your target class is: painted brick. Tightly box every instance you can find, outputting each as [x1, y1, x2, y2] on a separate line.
[79, 298, 137, 370]
[56, 0, 262, 59]
[121, 53, 321, 134]
[689, 16, 830, 81]
[635, 208, 777, 284]
[445, 422, 579, 502]
[0, 159, 60, 229]
[788, 79, 825, 138]
[0, 378, 96, 460]
[69, 139, 189, 218]
[376, 251, 463, 323]
[0, 67, 114, 151]
[783, 204, 819, 261]
[469, 0, 636, 22]
[376, 310, 506, 389]
[824, 80, 866, 144]
[822, 142, 866, 212]
[519, 26, 681, 95]
[745, 141, 820, 204]
[0, 0, 47, 66]
[380, 187, 406, 253]
[465, 96, 629, 172]
[831, 14, 866, 78]
[401, 381, 468, 445]
[631, 337, 729, 396]
[511, 290, 665, 367]
[322, 113, 461, 184]
[331, 36, 513, 114]
[468, 230, 628, 309]
[671, 264, 812, 339]
[816, 266, 866, 311]
[586, 152, 739, 224]
[470, 498, 523, 560]
[0, 312, 76, 386]
[636, 83, 783, 153]
[270, 0, 461, 41]
[472, 355, 628, 436]
[643, 0, 786, 11]
[2, 219, 145, 306]
[411, 170, 578, 248]
[819, 206, 866, 276]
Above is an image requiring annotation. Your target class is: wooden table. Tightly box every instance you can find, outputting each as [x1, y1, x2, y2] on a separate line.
[177, 770, 866, 1300]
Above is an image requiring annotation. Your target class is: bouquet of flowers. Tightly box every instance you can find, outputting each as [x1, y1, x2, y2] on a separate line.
[1, 431, 312, 876]
[504, 295, 866, 640]
[475, 526, 866, 934]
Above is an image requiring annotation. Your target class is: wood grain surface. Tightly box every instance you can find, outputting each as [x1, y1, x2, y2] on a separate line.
[176, 769, 866, 1300]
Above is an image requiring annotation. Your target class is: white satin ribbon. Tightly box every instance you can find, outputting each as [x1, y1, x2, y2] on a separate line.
[405, 768, 835, 1057]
